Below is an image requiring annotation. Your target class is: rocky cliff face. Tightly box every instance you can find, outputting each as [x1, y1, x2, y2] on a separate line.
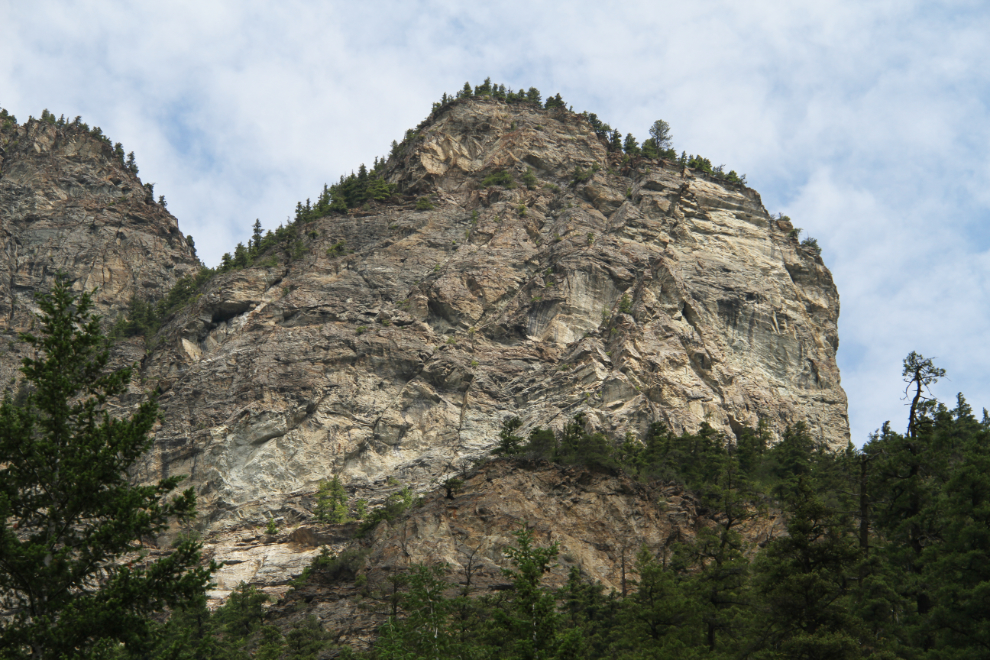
[0, 98, 848, 604]
[0, 115, 199, 387]
[133, 98, 847, 532]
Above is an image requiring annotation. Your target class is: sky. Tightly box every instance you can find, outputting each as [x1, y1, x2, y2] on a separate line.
[3, 1, 989, 445]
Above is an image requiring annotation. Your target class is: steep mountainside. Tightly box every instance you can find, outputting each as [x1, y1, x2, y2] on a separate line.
[234, 459, 784, 649]
[0, 114, 199, 387]
[0, 97, 848, 606]
[132, 97, 847, 533]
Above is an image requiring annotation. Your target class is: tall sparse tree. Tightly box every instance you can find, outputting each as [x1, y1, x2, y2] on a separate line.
[649, 120, 672, 152]
[251, 219, 263, 250]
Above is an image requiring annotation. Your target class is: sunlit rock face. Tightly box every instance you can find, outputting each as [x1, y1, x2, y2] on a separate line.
[0, 116, 199, 387]
[127, 97, 848, 530]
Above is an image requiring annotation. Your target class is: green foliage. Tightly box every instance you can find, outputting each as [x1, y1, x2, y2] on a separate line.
[494, 417, 525, 456]
[0, 276, 214, 658]
[801, 236, 822, 255]
[314, 476, 350, 524]
[474, 76, 493, 96]
[113, 267, 215, 343]
[480, 169, 516, 188]
[544, 92, 566, 110]
[292, 162, 395, 224]
[357, 485, 416, 535]
[679, 153, 748, 185]
[306, 546, 368, 585]
[571, 164, 595, 185]
[622, 132, 640, 155]
[521, 167, 538, 190]
[265, 517, 279, 536]
[120, 582, 334, 659]
[649, 119, 672, 152]
[414, 196, 434, 211]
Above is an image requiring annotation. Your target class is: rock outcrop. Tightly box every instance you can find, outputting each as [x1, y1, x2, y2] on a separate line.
[0, 98, 848, 603]
[135, 97, 847, 536]
[0, 115, 199, 387]
[223, 459, 784, 648]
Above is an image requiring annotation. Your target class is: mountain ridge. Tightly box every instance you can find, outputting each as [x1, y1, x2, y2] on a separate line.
[0, 94, 848, 605]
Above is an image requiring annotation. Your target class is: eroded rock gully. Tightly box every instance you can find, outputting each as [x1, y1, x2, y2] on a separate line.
[1, 98, 846, 602]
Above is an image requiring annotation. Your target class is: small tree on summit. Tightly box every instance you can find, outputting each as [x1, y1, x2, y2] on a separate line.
[623, 133, 640, 155]
[251, 219, 263, 250]
[649, 120, 673, 152]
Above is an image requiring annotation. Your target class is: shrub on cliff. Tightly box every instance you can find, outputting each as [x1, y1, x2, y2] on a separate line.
[480, 169, 515, 188]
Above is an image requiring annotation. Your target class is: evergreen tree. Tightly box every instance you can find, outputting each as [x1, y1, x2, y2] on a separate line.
[641, 138, 660, 159]
[475, 77, 493, 96]
[0, 276, 213, 659]
[609, 129, 623, 152]
[232, 242, 249, 268]
[495, 417, 525, 456]
[494, 527, 560, 659]
[752, 479, 867, 659]
[649, 120, 672, 152]
[374, 564, 457, 659]
[544, 93, 565, 110]
[612, 548, 698, 654]
[251, 219, 263, 251]
[314, 476, 350, 524]
[623, 133, 640, 155]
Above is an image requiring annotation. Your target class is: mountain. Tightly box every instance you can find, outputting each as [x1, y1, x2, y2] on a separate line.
[0, 110, 199, 386]
[0, 96, 847, 610]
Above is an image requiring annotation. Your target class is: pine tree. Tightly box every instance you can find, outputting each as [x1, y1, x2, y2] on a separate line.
[752, 479, 866, 659]
[494, 418, 524, 456]
[0, 276, 214, 659]
[475, 77, 493, 96]
[495, 527, 560, 659]
[649, 120, 672, 152]
[314, 476, 350, 524]
[623, 133, 640, 155]
[610, 129, 623, 152]
[251, 219, 263, 251]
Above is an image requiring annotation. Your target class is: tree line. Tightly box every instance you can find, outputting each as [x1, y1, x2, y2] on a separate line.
[93, 357, 990, 659]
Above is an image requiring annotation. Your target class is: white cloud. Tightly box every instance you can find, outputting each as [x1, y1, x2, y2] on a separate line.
[3, 0, 990, 443]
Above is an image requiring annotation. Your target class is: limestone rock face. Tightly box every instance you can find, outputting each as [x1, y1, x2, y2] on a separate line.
[225, 459, 784, 648]
[0, 117, 199, 386]
[0, 100, 848, 599]
[135, 98, 848, 533]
